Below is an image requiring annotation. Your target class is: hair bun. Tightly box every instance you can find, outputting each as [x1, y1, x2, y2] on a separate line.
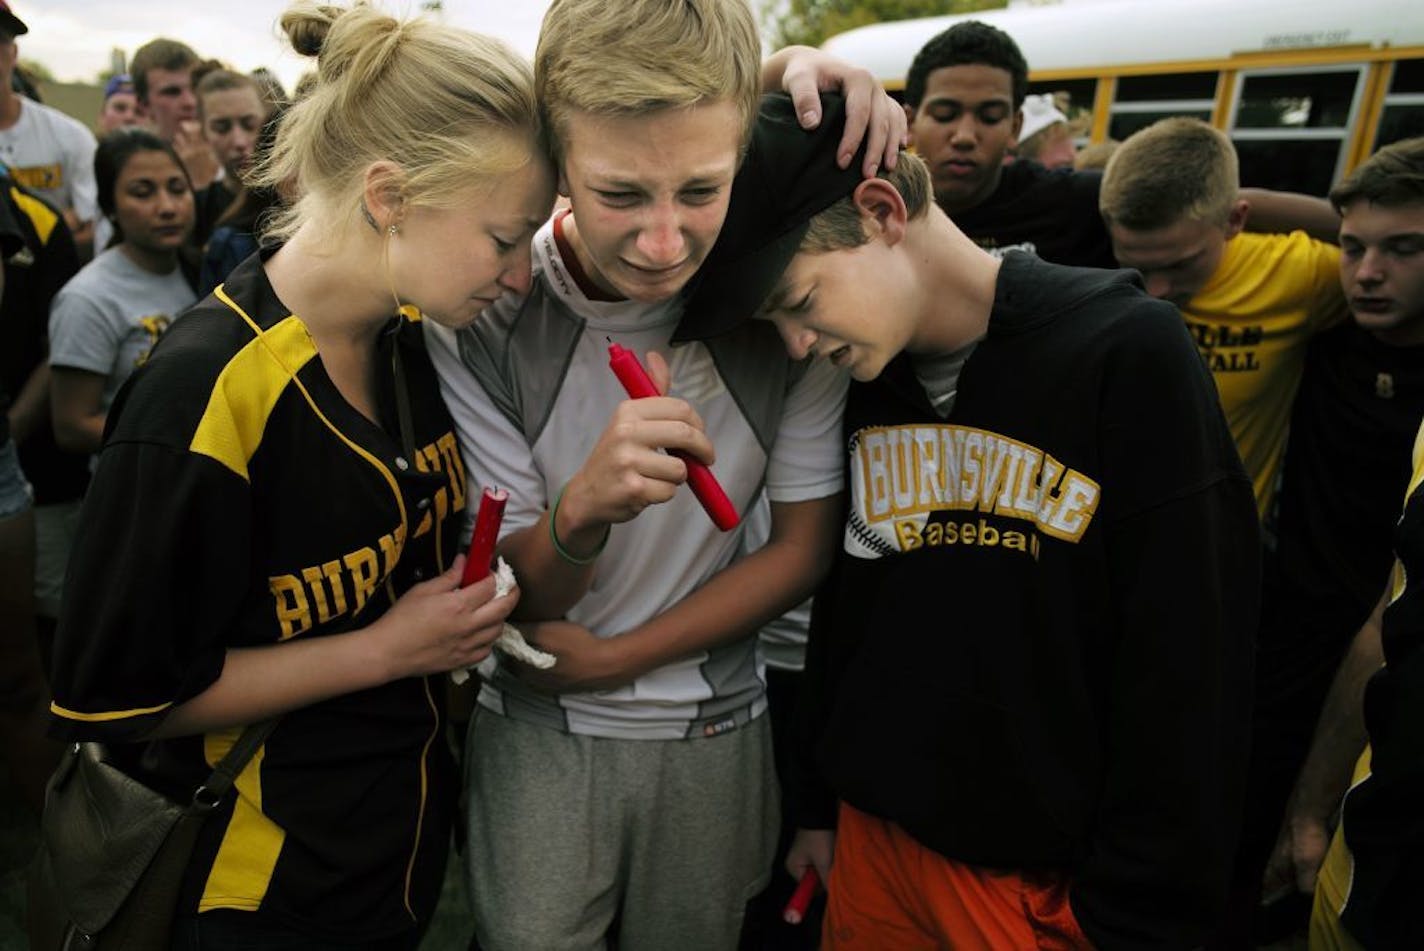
[281, 3, 346, 58]
[282, 1, 402, 86]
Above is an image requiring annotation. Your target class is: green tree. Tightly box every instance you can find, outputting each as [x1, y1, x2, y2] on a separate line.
[763, 0, 1008, 51]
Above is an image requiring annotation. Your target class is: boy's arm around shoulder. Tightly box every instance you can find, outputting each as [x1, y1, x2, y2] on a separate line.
[760, 46, 907, 177]
[1069, 297, 1261, 949]
[1242, 187, 1340, 244]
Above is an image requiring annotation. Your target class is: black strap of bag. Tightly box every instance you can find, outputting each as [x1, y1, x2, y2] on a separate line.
[29, 717, 281, 950]
[198, 716, 280, 806]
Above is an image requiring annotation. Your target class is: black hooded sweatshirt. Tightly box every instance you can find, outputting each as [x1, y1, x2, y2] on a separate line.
[799, 252, 1259, 950]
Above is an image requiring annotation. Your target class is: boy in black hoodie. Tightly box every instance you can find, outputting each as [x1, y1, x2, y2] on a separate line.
[677, 93, 1260, 950]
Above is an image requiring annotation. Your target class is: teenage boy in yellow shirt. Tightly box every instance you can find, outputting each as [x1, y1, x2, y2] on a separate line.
[1100, 117, 1347, 521]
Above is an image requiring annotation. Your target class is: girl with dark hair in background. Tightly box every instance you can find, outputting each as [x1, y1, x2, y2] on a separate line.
[48, 127, 197, 458]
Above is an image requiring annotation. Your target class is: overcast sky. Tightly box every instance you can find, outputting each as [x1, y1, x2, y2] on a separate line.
[15, 1, 557, 92]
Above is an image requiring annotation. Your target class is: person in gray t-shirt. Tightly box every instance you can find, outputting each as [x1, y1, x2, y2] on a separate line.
[49, 129, 196, 457]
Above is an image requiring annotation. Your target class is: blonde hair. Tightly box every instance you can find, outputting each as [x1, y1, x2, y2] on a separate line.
[799, 151, 934, 254]
[256, 1, 543, 243]
[534, 0, 761, 164]
[1100, 117, 1238, 230]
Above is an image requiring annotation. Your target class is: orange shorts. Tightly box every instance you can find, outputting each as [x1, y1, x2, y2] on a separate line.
[822, 803, 1092, 950]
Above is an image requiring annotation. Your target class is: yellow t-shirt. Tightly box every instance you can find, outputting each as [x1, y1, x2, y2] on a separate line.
[1182, 231, 1346, 519]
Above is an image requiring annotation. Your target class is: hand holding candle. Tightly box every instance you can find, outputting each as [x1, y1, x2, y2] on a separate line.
[452, 486, 556, 684]
[783, 867, 821, 925]
[461, 486, 508, 587]
[606, 342, 739, 531]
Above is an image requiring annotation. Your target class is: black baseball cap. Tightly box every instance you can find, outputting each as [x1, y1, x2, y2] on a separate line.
[674, 92, 867, 343]
[0, 1, 28, 38]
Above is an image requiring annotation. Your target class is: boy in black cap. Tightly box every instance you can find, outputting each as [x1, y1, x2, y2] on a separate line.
[680, 93, 1260, 950]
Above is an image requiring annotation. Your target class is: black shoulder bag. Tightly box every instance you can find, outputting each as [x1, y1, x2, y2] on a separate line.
[27, 718, 279, 949]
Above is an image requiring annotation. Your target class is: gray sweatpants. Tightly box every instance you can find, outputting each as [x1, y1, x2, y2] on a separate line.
[464, 709, 778, 951]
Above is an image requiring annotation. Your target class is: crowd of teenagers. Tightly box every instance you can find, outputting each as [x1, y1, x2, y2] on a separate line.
[1, 0, 1423, 948]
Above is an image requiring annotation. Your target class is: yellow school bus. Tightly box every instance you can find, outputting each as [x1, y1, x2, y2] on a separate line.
[821, 0, 1424, 194]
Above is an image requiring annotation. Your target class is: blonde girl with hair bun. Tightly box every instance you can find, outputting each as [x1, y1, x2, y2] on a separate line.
[46, 3, 554, 947]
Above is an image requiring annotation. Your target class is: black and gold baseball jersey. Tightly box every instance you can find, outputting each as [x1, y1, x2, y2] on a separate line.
[1335, 422, 1424, 948]
[49, 253, 467, 940]
[0, 173, 85, 498]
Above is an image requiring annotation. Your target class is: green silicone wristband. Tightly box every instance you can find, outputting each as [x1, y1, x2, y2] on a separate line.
[549, 483, 609, 566]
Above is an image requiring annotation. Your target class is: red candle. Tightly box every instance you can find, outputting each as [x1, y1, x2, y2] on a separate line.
[606, 342, 740, 531]
[783, 867, 821, 925]
[461, 486, 508, 587]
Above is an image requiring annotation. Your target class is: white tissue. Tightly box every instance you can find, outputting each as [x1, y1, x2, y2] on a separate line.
[451, 557, 556, 684]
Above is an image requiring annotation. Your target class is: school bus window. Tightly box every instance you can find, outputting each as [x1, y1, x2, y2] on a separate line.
[1376, 59, 1424, 150]
[1391, 58, 1424, 94]
[1110, 109, 1213, 141]
[1108, 71, 1217, 142]
[1229, 68, 1362, 193]
[1235, 70, 1358, 129]
[1235, 140, 1340, 196]
[1114, 72, 1218, 102]
[1378, 107, 1424, 148]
